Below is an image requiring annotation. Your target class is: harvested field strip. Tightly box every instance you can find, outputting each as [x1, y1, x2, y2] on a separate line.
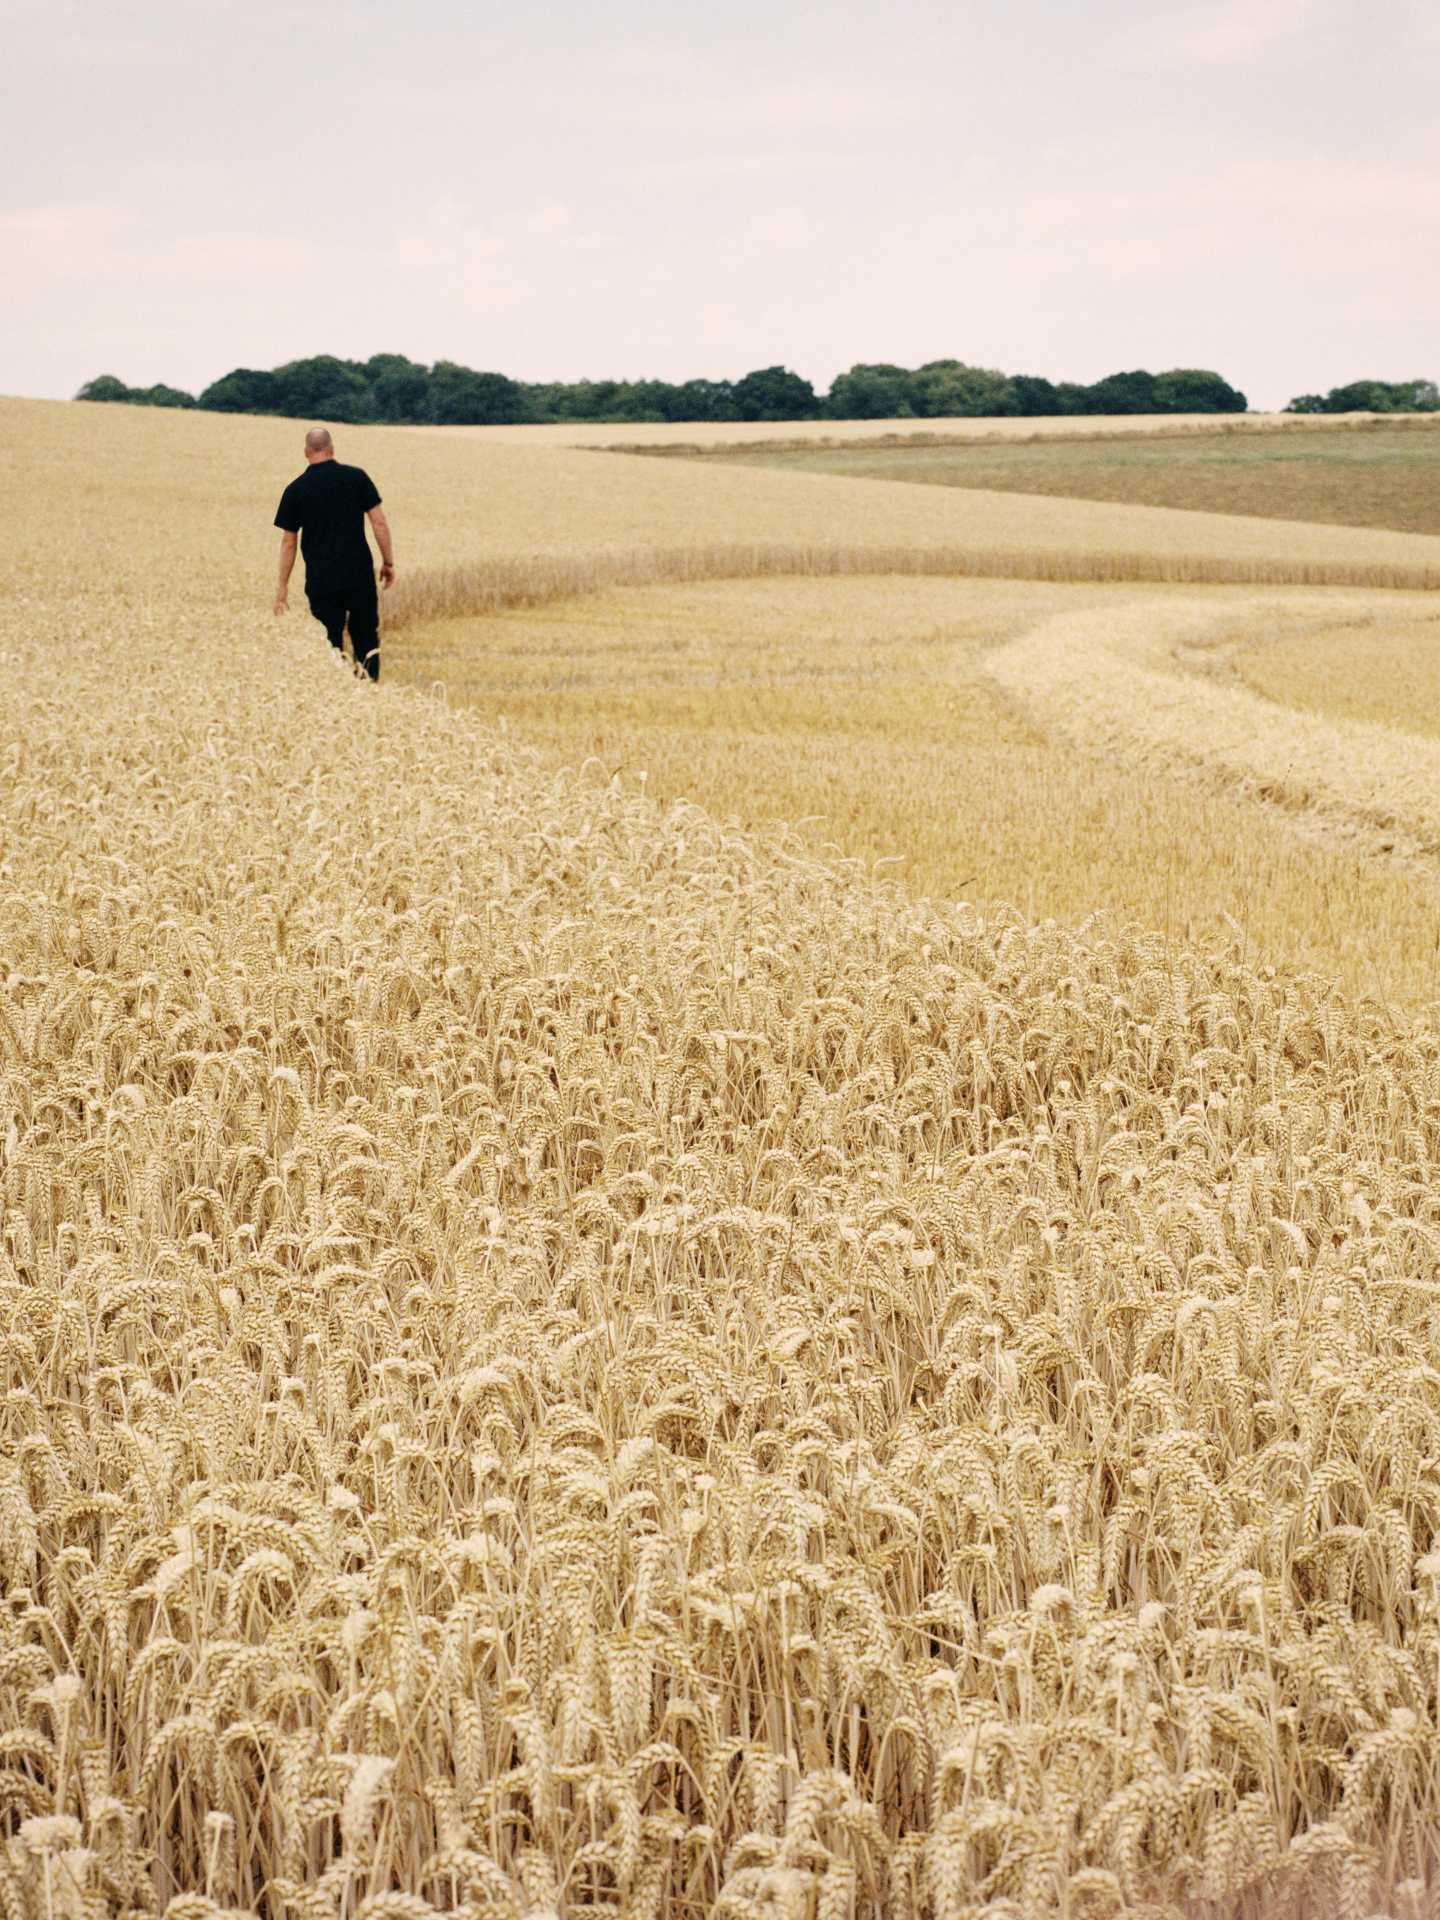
[986, 591, 1440, 855]
[1230, 611, 1440, 739]
[388, 575, 1440, 1010]
[386, 541, 1440, 632]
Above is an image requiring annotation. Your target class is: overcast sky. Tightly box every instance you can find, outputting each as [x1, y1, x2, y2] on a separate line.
[5, 0, 1436, 410]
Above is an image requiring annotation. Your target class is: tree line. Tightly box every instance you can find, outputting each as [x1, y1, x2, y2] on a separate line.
[76, 354, 1256, 424]
[1284, 378, 1439, 414]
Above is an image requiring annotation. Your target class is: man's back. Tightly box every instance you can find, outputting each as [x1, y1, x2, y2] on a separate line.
[274, 460, 381, 596]
[272, 428, 393, 683]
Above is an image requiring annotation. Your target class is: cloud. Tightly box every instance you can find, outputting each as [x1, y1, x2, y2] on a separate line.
[630, 78, 893, 135]
[733, 79, 892, 131]
[3, 203, 133, 276]
[1125, 0, 1321, 65]
[618, 149, 856, 187]
[598, 45, 895, 135]
[51, 30, 191, 68]
[167, 231, 310, 276]
[387, 196, 620, 312]
[603, 42, 693, 81]
[732, 205, 827, 253]
[393, 195, 610, 264]
[973, 145, 1440, 280]
[5, 203, 308, 287]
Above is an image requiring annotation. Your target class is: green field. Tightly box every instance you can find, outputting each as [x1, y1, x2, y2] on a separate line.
[647, 419, 1440, 537]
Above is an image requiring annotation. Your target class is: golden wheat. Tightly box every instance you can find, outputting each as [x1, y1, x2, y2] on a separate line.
[388, 575, 1440, 1009]
[8, 395, 1440, 1918]
[382, 541, 1440, 631]
[1229, 606, 1440, 738]
[28, 395, 1440, 587]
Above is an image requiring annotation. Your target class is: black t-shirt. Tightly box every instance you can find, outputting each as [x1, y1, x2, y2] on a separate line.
[274, 461, 382, 595]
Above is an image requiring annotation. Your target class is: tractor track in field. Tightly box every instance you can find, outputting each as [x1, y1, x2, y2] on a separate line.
[982, 588, 1440, 882]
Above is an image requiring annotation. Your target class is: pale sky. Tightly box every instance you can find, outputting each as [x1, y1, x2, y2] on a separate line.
[5, 0, 1437, 411]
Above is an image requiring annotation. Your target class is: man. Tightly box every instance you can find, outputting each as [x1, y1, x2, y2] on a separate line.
[273, 427, 394, 680]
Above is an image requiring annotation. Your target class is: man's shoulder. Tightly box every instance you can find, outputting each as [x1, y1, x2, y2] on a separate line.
[340, 462, 381, 506]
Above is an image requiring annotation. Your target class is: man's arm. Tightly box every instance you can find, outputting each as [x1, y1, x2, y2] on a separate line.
[274, 531, 298, 615]
[368, 506, 395, 588]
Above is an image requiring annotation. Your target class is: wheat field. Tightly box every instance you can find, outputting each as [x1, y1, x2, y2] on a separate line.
[6, 395, 1440, 1920]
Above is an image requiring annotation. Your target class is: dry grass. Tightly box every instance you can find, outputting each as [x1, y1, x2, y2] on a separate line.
[384, 542, 1440, 631]
[10, 395, 1440, 1917]
[653, 420, 1440, 539]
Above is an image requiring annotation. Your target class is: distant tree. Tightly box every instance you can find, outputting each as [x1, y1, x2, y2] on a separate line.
[825, 363, 915, 419]
[76, 374, 136, 403]
[271, 355, 372, 422]
[134, 383, 197, 409]
[606, 380, 682, 423]
[673, 378, 738, 422]
[520, 376, 739, 423]
[733, 365, 817, 421]
[1004, 375, 1063, 416]
[1316, 377, 1438, 413]
[84, 349, 1260, 426]
[426, 362, 531, 425]
[544, 379, 625, 420]
[644, 380, 708, 423]
[521, 375, 739, 424]
[1324, 380, 1398, 413]
[1347, 380, 1403, 411]
[77, 372, 196, 407]
[200, 367, 283, 413]
[1287, 378, 1439, 414]
[363, 351, 418, 382]
[365, 353, 431, 422]
[1152, 368, 1247, 413]
[524, 381, 568, 420]
[911, 360, 1011, 417]
[1080, 369, 1161, 414]
[570, 380, 642, 422]
[521, 382, 570, 422]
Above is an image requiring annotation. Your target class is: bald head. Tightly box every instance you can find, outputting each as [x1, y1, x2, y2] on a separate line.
[304, 427, 334, 462]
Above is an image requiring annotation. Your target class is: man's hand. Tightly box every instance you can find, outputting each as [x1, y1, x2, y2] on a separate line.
[368, 505, 395, 589]
[275, 529, 298, 615]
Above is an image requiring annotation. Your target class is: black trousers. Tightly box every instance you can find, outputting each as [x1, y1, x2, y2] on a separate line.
[308, 575, 380, 680]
